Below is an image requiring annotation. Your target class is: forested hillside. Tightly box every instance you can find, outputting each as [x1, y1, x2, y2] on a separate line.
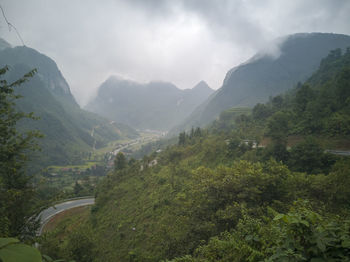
[0, 40, 138, 171]
[40, 49, 350, 261]
[240, 47, 350, 144]
[176, 33, 350, 132]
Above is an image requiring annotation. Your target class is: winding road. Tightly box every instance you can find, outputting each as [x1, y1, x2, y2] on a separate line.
[37, 197, 95, 235]
[325, 150, 350, 156]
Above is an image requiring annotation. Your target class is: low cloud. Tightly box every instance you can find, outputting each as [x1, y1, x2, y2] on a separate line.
[1, 0, 349, 105]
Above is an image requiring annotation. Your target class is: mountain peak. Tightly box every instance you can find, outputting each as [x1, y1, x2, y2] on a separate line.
[107, 74, 137, 83]
[192, 80, 212, 91]
[86, 77, 214, 131]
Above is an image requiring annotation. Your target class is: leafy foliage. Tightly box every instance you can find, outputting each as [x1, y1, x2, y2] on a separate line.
[170, 201, 350, 262]
[56, 138, 350, 261]
[0, 237, 42, 262]
[114, 152, 127, 171]
[0, 66, 41, 238]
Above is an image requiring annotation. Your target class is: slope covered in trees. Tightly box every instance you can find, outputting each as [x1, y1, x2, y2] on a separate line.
[0, 66, 40, 240]
[175, 33, 350, 132]
[40, 48, 350, 261]
[248, 47, 350, 143]
[0, 39, 138, 171]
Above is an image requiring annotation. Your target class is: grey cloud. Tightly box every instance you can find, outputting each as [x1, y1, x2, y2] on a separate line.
[128, 0, 350, 48]
[0, 0, 349, 106]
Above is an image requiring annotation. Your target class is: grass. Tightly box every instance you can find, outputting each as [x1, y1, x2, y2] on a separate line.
[95, 132, 162, 154]
[48, 161, 99, 172]
[95, 138, 132, 154]
[225, 107, 252, 114]
[42, 205, 91, 235]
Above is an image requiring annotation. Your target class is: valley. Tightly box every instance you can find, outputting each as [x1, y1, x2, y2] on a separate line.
[1, 2, 350, 262]
[37, 40, 350, 262]
[36, 130, 164, 202]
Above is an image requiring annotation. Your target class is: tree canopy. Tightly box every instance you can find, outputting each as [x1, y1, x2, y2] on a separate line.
[0, 66, 41, 238]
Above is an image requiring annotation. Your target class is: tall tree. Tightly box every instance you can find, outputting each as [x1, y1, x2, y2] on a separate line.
[266, 111, 290, 162]
[114, 152, 127, 171]
[178, 132, 186, 146]
[0, 66, 41, 238]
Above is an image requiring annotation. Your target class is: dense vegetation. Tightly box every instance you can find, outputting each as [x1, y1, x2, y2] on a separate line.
[0, 66, 41, 239]
[40, 48, 350, 261]
[0, 41, 138, 173]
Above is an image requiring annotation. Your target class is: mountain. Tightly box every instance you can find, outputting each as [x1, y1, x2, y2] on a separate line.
[0, 42, 77, 107]
[41, 48, 350, 262]
[85, 77, 214, 131]
[0, 39, 138, 170]
[175, 32, 350, 131]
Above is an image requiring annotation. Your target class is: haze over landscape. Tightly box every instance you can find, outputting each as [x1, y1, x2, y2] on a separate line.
[1, 0, 350, 105]
[1, 1, 350, 262]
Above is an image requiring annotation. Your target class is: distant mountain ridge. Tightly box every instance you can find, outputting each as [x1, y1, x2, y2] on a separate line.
[174, 32, 350, 132]
[0, 39, 138, 170]
[0, 43, 77, 106]
[86, 77, 214, 131]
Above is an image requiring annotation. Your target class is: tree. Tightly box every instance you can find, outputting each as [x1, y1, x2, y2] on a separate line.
[266, 112, 290, 143]
[65, 230, 94, 262]
[335, 67, 350, 106]
[295, 84, 314, 113]
[288, 137, 336, 174]
[178, 132, 187, 146]
[265, 112, 291, 162]
[194, 127, 202, 137]
[0, 66, 42, 238]
[114, 152, 127, 171]
[252, 103, 272, 120]
[271, 95, 284, 110]
[74, 181, 84, 196]
[177, 201, 350, 262]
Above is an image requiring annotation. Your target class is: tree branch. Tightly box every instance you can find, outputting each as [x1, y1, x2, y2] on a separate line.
[0, 4, 25, 46]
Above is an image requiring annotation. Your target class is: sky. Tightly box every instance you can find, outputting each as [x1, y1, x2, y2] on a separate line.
[1, 0, 350, 106]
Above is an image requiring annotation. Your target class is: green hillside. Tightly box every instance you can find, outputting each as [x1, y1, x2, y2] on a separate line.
[176, 33, 350, 132]
[40, 48, 350, 261]
[0, 40, 138, 171]
[249, 47, 350, 140]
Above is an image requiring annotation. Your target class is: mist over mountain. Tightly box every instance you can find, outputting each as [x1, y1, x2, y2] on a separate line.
[0, 38, 11, 50]
[0, 39, 137, 170]
[3, 0, 350, 260]
[85, 77, 214, 131]
[175, 33, 350, 132]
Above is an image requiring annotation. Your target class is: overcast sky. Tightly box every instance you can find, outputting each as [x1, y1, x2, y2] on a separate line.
[1, 0, 350, 106]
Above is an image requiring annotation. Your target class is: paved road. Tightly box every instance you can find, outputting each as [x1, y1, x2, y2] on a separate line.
[325, 150, 350, 156]
[37, 197, 95, 235]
